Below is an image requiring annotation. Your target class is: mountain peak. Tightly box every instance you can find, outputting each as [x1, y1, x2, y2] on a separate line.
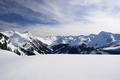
[98, 31, 111, 35]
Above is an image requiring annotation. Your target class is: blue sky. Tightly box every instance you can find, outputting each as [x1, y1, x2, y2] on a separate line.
[0, 0, 120, 36]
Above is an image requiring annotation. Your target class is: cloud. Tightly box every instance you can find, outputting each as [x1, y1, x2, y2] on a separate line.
[1, 0, 120, 36]
[0, 0, 58, 26]
[23, 9, 120, 37]
[15, 0, 120, 23]
[16, 0, 101, 23]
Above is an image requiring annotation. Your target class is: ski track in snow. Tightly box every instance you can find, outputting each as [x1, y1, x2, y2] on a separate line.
[0, 51, 120, 80]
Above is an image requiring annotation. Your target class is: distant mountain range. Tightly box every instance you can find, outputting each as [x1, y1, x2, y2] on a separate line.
[0, 31, 120, 56]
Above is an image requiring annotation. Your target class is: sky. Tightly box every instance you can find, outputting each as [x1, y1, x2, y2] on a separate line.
[0, 0, 120, 36]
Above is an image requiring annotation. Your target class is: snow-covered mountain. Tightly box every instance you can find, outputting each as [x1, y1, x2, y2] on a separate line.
[0, 31, 120, 55]
[47, 31, 120, 54]
[0, 31, 52, 56]
[48, 31, 118, 48]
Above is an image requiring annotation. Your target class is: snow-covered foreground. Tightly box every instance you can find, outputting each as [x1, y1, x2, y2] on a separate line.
[0, 51, 120, 80]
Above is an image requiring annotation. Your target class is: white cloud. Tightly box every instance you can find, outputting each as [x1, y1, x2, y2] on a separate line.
[23, 9, 120, 37]
[86, 11, 120, 33]
[16, 0, 120, 23]
[69, 0, 102, 6]
[2, 0, 120, 36]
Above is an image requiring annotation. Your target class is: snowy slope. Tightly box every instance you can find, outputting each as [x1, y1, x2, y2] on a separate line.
[0, 52, 120, 80]
[0, 49, 18, 56]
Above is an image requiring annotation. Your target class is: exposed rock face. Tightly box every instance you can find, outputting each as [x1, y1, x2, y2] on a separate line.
[0, 33, 8, 50]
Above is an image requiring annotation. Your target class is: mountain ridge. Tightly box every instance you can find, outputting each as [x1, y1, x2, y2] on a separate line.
[0, 31, 120, 55]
